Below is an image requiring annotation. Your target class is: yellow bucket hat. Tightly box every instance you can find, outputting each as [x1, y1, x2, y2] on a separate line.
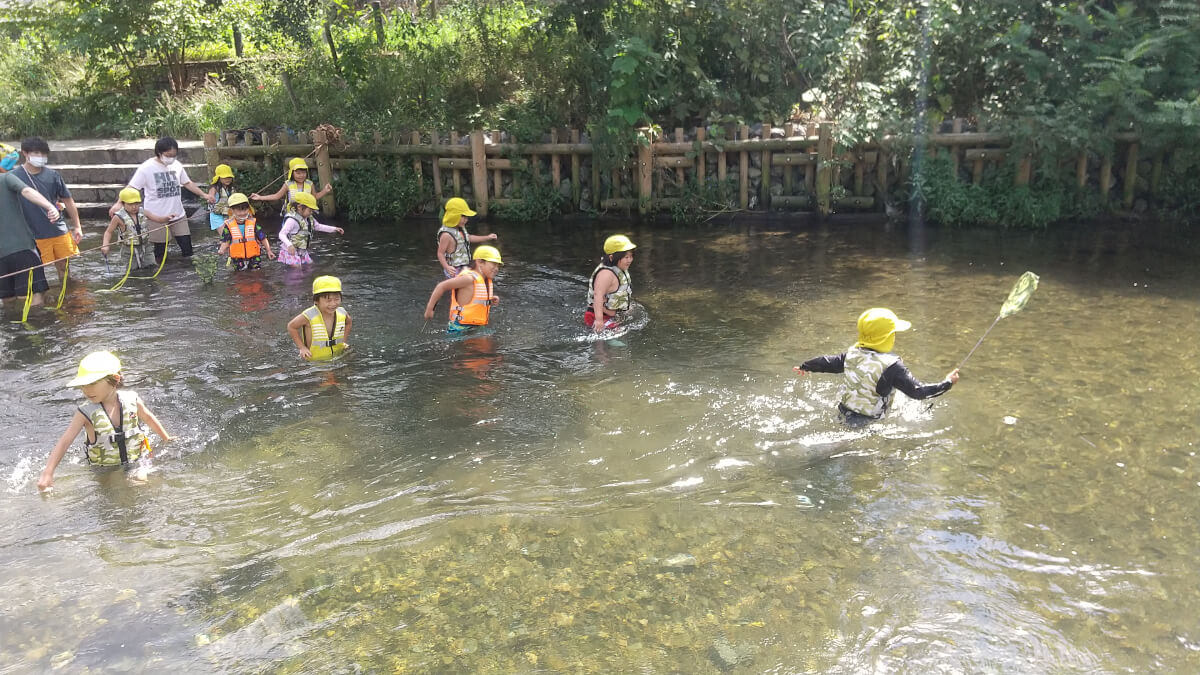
[472, 245, 503, 264]
[227, 192, 250, 208]
[67, 351, 122, 386]
[288, 157, 310, 180]
[292, 192, 318, 210]
[312, 275, 342, 295]
[442, 197, 477, 227]
[211, 163, 234, 184]
[603, 234, 636, 255]
[855, 308, 911, 353]
[119, 187, 141, 204]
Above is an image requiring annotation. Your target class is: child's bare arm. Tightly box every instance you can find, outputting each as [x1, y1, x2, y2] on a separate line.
[424, 276, 471, 319]
[287, 313, 313, 359]
[342, 314, 352, 345]
[314, 183, 333, 199]
[250, 185, 288, 201]
[218, 241, 230, 256]
[102, 217, 120, 255]
[137, 399, 172, 441]
[467, 233, 497, 243]
[38, 413, 87, 490]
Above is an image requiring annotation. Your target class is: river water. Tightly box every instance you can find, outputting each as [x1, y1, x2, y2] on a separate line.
[1, 217, 1197, 673]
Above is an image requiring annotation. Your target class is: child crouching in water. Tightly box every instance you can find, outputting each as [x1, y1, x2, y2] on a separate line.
[38, 351, 172, 490]
[424, 245, 502, 334]
[218, 193, 274, 270]
[101, 188, 175, 270]
[794, 308, 960, 423]
[277, 192, 343, 266]
[287, 275, 352, 360]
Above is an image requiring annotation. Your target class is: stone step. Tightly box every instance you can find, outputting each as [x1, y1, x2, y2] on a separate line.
[44, 138, 205, 167]
[57, 163, 207, 185]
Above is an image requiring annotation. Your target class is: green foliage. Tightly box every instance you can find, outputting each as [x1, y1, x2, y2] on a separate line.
[332, 162, 421, 222]
[491, 160, 566, 223]
[669, 177, 738, 225]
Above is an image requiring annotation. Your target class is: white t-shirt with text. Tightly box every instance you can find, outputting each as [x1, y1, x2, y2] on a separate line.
[127, 158, 191, 221]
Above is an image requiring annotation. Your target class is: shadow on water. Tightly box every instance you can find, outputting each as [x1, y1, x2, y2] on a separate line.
[1, 217, 1199, 672]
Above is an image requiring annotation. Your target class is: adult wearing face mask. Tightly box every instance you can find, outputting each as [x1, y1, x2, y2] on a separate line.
[110, 137, 214, 262]
[15, 137, 81, 290]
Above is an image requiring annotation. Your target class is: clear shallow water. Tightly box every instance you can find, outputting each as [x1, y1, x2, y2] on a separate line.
[1, 218, 1198, 673]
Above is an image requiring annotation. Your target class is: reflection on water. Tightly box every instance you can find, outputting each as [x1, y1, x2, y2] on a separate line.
[2, 219, 1199, 673]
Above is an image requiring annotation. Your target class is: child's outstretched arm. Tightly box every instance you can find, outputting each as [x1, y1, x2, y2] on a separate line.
[137, 398, 173, 442]
[38, 412, 87, 490]
[101, 216, 121, 256]
[314, 183, 333, 199]
[286, 312, 313, 360]
[143, 209, 180, 224]
[250, 185, 288, 202]
[424, 276, 472, 320]
[467, 232, 497, 244]
[794, 353, 846, 375]
[312, 218, 343, 235]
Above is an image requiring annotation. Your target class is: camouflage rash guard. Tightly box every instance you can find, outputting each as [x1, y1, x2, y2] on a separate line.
[799, 349, 953, 418]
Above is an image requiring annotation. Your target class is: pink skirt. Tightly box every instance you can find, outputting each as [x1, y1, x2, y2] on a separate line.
[278, 247, 313, 266]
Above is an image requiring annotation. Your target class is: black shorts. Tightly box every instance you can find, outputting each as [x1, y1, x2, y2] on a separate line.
[0, 249, 49, 299]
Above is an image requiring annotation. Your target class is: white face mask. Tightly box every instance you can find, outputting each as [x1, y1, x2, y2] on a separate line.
[160, 155, 177, 167]
[27, 155, 48, 168]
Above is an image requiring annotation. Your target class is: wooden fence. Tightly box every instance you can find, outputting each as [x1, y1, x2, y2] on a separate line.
[203, 122, 1155, 219]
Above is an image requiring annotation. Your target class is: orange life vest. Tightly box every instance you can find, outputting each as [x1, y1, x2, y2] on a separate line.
[225, 217, 261, 259]
[449, 268, 493, 326]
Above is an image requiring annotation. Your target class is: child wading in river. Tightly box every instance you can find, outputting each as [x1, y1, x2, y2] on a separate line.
[218, 193, 275, 270]
[436, 197, 496, 278]
[208, 164, 237, 230]
[424, 245, 502, 334]
[287, 275, 352, 361]
[794, 308, 960, 423]
[251, 157, 332, 218]
[38, 351, 172, 490]
[101, 187, 175, 270]
[277, 192, 343, 266]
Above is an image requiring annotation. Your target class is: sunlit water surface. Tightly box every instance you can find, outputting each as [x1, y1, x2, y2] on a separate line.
[1, 218, 1198, 673]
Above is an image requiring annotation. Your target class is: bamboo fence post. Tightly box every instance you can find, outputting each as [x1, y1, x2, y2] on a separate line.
[590, 153, 600, 209]
[570, 129, 581, 210]
[853, 151, 865, 196]
[738, 125, 749, 209]
[371, 1, 385, 46]
[470, 130, 488, 216]
[674, 127, 685, 187]
[450, 129, 462, 196]
[1015, 153, 1032, 187]
[410, 131, 423, 200]
[1122, 141, 1139, 208]
[550, 128, 561, 190]
[783, 123, 795, 196]
[203, 132, 219, 185]
[312, 129, 335, 216]
[1099, 152, 1112, 203]
[1150, 152, 1164, 197]
[490, 130, 502, 198]
[637, 128, 653, 215]
[805, 122, 817, 195]
[694, 126, 705, 186]
[816, 122, 834, 216]
[717, 127, 728, 202]
[760, 121, 771, 209]
[949, 118, 963, 178]
[1075, 149, 1087, 189]
[430, 129, 442, 202]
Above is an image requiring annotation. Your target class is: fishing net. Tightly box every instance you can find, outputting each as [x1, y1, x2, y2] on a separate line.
[999, 271, 1039, 318]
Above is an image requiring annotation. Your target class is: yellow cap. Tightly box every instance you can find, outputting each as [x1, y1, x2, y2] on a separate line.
[603, 234, 636, 255]
[312, 275, 342, 295]
[855, 308, 912, 353]
[442, 197, 477, 227]
[227, 192, 250, 208]
[288, 157, 309, 180]
[292, 192, 318, 210]
[67, 351, 122, 387]
[473, 245, 503, 264]
[119, 187, 141, 204]
[211, 164, 234, 184]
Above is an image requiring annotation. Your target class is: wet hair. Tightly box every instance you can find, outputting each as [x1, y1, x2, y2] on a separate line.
[154, 137, 179, 157]
[602, 250, 631, 266]
[103, 374, 122, 387]
[313, 291, 341, 303]
[21, 137, 49, 154]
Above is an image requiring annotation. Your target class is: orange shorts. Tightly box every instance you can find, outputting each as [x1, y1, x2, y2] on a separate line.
[35, 232, 79, 264]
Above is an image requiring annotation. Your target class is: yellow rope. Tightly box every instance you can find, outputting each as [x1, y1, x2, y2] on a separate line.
[108, 241, 137, 291]
[10, 269, 33, 323]
[53, 257, 68, 309]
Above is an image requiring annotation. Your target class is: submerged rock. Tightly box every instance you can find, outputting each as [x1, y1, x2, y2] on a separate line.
[661, 553, 697, 571]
